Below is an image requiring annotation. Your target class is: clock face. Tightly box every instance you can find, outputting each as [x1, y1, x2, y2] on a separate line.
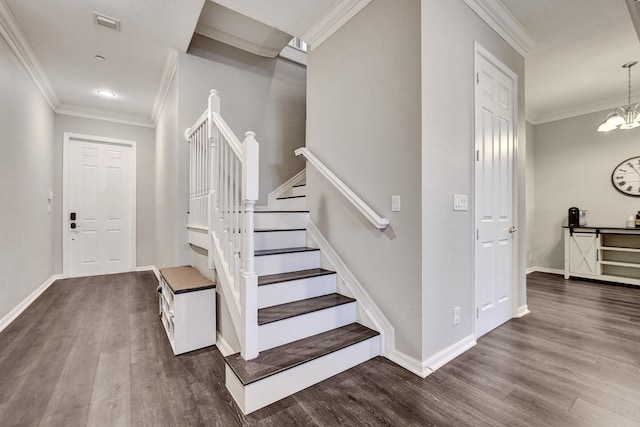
[612, 156, 640, 196]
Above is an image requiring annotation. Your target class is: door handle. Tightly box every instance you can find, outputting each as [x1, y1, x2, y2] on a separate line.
[508, 226, 517, 234]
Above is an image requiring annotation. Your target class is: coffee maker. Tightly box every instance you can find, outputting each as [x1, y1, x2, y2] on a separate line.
[568, 207, 580, 226]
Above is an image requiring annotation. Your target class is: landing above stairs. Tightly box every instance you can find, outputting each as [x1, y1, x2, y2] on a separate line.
[225, 323, 379, 386]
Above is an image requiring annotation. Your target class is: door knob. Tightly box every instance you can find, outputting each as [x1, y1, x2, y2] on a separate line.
[508, 226, 517, 234]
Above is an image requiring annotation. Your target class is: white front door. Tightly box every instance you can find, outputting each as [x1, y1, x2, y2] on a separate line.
[64, 133, 136, 277]
[474, 44, 517, 338]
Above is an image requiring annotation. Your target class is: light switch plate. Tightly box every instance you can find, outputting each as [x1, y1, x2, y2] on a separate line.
[453, 194, 468, 211]
[392, 195, 401, 212]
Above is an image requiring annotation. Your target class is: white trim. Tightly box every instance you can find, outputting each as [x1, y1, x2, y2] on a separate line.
[216, 332, 236, 357]
[278, 45, 307, 67]
[194, 24, 283, 58]
[423, 334, 477, 373]
[0, 274, 62, 333]
[151, 49, 178, 126]
[461, 0, 535, 57]
[516, 304, 530, 318]
[0, 0, 59, 109]
[56, 104, 154, 128]
[526, 96, 628, 125]
[63, 133, 137, 278]
[306, 221, 394, 354]
[257, 169, 306, 211]
[529, 266, 564, 276]
[302, 0, 372, 51]
[385, 349, 431, 378]
[295, 148, 389, 229]
[135, 265, 160, 281]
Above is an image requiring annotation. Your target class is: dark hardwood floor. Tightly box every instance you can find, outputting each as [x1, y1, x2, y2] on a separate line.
[1, 271, 639, 426]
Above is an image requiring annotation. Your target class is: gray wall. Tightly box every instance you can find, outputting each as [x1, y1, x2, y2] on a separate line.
[307, 0, 423, 359]
[0, 35, 55, 321]
[532, 109, 640, 270]
[185, 37, 307, 204]
[53, 114, 156, 270]
[155, 73, 182, 269]
[526, 121, 535, 270]
[421, 0, 526, 360]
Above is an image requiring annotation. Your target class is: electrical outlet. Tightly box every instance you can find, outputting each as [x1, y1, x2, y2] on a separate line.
[453, 306, 460, 325]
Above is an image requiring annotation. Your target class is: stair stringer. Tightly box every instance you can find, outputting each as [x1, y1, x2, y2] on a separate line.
[306, 220, 428, 377]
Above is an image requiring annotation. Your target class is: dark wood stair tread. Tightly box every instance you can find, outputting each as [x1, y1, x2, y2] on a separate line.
[292, 184, 306, 188]
[258, 293, 354, 325]
[255, 210, 309, 213]
[254, 228, 306, 233]
[254, 247, 319, 257]
[276, 195, 306, 200]
[225, 323, 379, 386]
[258, 268, 335, 286]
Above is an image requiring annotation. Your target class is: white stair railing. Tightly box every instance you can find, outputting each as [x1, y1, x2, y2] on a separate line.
[295, 147, 389, 230]
[185, 89, 260, 360]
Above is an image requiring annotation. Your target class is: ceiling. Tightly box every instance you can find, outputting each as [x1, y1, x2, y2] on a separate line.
[500, 0, 640, 124]
[2, 0, 639, 127]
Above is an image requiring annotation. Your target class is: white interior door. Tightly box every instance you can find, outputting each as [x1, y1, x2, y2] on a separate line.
[64, 133, 136, 277]
[474, 44, 517, 338]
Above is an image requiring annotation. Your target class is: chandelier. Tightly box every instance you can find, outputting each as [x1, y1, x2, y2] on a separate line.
[597, 61, 640, 132]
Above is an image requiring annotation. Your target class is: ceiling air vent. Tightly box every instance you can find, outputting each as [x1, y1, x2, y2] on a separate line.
[93, 12, 121, 32]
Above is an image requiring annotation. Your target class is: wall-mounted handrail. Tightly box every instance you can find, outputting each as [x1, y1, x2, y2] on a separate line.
[294, 147, 389, 230]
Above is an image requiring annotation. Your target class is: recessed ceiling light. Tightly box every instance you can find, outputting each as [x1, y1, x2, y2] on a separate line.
[94, 55, 106, 62]
[97, 89, 116, 97]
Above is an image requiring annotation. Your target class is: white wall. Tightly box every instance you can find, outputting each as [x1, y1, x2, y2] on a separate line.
[0, 35, 55, 322]
[53, 114, 156, 270]
[307, 0, 423, 359]
[532, 110, 640, 271]
[421, 0, 526, 360]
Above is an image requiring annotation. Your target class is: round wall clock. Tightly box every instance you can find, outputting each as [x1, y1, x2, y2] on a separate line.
[612, 156, 640, 196]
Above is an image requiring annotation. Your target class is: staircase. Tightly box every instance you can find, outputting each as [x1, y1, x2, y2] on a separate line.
[223, 184, 381, 414]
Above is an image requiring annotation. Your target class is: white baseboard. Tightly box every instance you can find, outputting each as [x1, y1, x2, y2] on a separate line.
[527, 266, 563, 275]
[216, 332, 236, 357]
[0, 273, 63, 333]
[385, 349, 431, 378]
[423, 334, 477, 373]
[516, 304, 530, 317]
[136, 265, 160, 281]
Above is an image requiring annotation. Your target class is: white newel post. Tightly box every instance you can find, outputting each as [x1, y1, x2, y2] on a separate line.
[207, 89, 220, 270]
[241, 131, 259, 360]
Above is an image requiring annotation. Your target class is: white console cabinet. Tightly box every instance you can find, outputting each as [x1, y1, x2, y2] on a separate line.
[159, 266, 216, 355]
[564, 226, 640, 286]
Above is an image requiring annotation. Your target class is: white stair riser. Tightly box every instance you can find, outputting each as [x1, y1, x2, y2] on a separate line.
[290, 185, 306, 197]
[273, 196, 306, 211]
[258, 274, 337, 309]
[188, 228, 208, 250]
[254, 230, 306, 251]
[255, 251, 320, 276]
[258, 302, 356, 351]
[254, 212, 308, 230]
[226, 335, 381, 414]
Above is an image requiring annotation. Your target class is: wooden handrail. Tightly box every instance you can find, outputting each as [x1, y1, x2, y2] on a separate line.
[294, 147, 389, 230]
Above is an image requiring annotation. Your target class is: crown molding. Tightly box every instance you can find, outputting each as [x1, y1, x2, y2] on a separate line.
[0, 0, 59, 108]
[462, 0, 535, 57]
[526, 96, 630, 125]
[151, 49, 178, 126]
[57, 103, 155, 128]
[194, 23, 286, 58]
[302, 0, 372, 51]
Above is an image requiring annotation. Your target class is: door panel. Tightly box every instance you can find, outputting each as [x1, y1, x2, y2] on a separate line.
[66, 135, 134, 277]
[475, 46, 517, 338]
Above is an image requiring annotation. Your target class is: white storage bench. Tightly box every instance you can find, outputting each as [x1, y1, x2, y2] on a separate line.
[159, 266, 216, 355]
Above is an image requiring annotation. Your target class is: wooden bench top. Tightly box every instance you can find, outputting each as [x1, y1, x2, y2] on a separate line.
[159, 266, 215, 294]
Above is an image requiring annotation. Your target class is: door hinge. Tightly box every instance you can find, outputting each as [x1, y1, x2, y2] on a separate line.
[476, 149, 480, 161]
[476, 72, 480, 84]
[476, 308, 480, 318]
[476, 229, 479, 240]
